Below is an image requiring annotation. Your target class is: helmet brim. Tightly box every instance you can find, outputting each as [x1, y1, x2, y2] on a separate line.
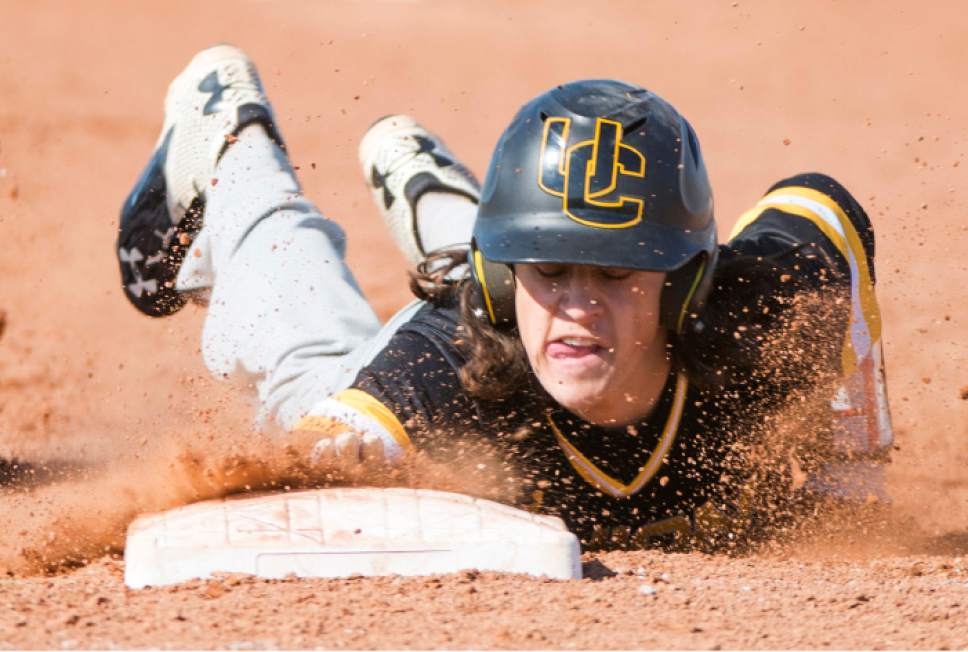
[475, 211, 716, 272]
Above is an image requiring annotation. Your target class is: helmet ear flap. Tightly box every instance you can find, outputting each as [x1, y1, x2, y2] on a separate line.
[468, 241, 516, 328]
[660, 248, 718, 334]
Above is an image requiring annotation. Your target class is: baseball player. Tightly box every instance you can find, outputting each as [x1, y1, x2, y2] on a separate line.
[116, 45, 893, 548]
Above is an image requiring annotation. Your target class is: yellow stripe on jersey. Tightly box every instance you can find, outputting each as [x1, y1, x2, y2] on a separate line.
[729, 206, 769, 242]
[548, 373, 688, 499]
[295, 388, 414, 452]
[728, 185, 882, 375]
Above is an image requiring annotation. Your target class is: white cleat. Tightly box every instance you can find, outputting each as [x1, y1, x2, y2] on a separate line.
[117, 44, 284, 316]
[359, 115, 480, 266]
[160, 44, 282, 225]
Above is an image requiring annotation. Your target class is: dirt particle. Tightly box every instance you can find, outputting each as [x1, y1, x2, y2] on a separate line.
[210, 177, 218, 186]
[203, 583, 226, 600]
[224, 133, 238, 144]
[959, 386, 968, 400]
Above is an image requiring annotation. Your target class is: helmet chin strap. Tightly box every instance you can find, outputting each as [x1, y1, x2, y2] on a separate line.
[469, 243, 516, 328]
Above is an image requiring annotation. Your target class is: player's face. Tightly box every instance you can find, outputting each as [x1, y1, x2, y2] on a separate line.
[514, 263, 670, 426]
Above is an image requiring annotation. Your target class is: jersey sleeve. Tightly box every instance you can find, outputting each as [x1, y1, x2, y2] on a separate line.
[292, 305, 476, 459]
[685, 173, 883, 395]
[729, 172, 882, 376]
[729, 172, 877, 291]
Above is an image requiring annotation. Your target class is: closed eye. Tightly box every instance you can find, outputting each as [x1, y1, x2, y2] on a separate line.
[534, 263, 566, 278]
[598, 266, 634, 280]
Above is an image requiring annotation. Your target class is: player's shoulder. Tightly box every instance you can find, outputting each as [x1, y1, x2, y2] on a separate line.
[363, 295, 465, 380]
[397, 296, 461, 350]
[728, 172, 874, 266]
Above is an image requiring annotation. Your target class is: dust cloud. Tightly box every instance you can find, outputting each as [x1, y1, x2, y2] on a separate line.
[0, 381, 520, 576]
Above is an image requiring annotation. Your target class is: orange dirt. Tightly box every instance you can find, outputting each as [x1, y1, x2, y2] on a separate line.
[1, 1, 966, 648]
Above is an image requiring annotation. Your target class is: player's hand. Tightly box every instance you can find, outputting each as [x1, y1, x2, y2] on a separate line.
[308, 430, 389, 472]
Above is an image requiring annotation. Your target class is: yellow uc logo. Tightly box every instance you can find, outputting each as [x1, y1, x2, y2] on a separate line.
[538, 117, 647, 228]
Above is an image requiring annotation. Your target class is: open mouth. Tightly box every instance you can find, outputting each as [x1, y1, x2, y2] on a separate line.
[545, 336, 608, 360]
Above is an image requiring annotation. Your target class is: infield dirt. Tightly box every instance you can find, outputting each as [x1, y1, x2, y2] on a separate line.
[0, 1, 966, 648]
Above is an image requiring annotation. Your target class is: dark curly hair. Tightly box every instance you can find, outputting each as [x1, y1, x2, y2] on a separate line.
[409, 249, 530, 401]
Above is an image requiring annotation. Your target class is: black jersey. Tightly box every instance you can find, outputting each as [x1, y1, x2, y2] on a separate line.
[296, 173, 890, 548]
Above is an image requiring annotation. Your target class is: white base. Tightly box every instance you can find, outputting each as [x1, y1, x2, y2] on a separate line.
[123, 487, 582, 588]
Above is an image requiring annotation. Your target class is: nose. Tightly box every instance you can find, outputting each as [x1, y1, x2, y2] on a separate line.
[557, 273, 604, 324]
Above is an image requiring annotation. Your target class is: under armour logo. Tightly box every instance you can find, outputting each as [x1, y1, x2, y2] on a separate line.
[119, 246, 158, 297]
[127, 276, 158, 298]
[413, 135, 454, 169]
[198, 70, 229, 116]
[119, 246, 144, 269]
[370, 166, 394, 210]
[537, 117, 647, 229]
[369, 135, 454, 210]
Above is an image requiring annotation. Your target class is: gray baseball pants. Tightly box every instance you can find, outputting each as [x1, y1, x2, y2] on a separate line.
[175, 126, 474, 431]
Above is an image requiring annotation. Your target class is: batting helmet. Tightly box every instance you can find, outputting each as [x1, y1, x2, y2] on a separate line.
[469, 79, 717, 333]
